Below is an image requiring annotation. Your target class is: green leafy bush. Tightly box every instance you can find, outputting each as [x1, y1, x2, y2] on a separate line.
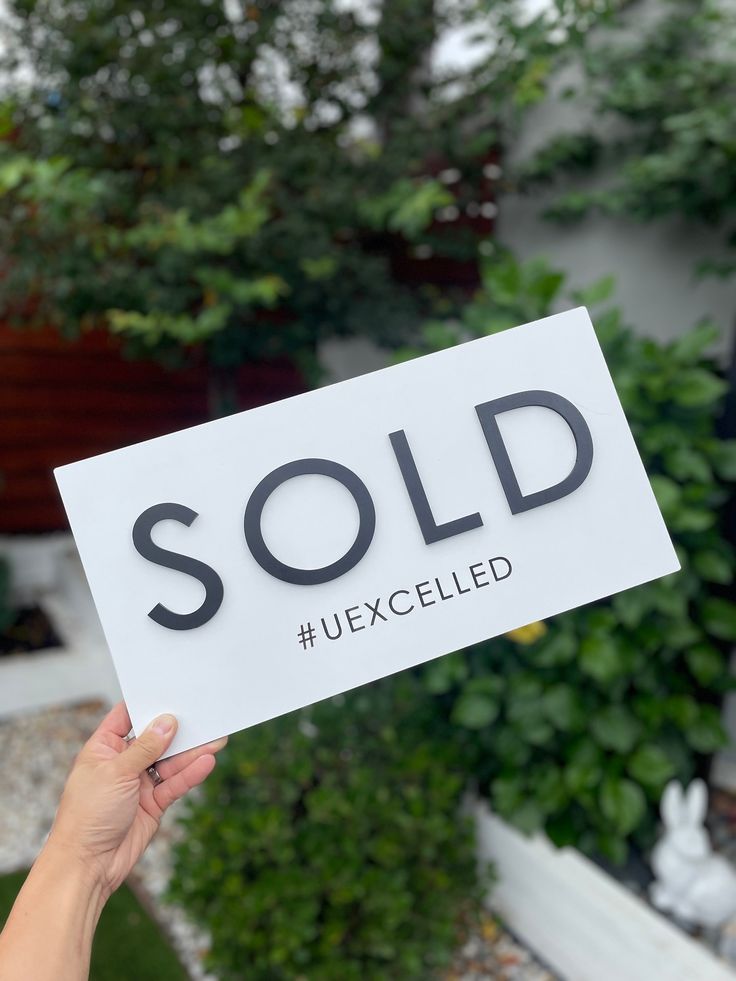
[168, 674, 482, 981]
[402, 253, 736, 862]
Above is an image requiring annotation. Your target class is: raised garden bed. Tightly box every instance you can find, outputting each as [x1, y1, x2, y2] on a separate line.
[475, 802, 736, 981]
[0, 535, 120, 721]
[0, 605, 64, 658]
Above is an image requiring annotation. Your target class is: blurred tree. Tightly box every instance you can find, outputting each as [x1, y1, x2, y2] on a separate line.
[0, 0, 610, 409]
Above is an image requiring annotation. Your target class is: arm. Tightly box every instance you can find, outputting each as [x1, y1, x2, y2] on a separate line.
[0, 703, 226, 981]
[0, 838, 106, 981]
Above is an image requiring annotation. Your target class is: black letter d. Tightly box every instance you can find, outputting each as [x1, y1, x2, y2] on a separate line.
[476, 390, 593, 514]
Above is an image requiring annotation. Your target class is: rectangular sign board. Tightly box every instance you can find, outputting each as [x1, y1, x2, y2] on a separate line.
[55, 307, 680, 757]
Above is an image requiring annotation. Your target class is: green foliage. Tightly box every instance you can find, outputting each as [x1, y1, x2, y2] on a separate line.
[405, 254, 736, 863]
[0, 0, 604, 374]
[168, 675, 483, 981]
[519, 0, 736, 271]
[359, 178, 454, 240]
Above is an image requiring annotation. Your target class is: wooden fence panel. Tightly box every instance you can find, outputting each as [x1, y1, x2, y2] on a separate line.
[0, 324, 302, 532]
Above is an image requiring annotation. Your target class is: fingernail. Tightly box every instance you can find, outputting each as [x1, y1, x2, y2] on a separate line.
[151, 713, 176, 736]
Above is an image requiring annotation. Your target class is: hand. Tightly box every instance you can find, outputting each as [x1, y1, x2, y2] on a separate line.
[47, 702, 227, 897]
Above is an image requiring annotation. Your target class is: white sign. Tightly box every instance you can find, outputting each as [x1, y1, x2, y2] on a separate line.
[55, 307, 679, 757]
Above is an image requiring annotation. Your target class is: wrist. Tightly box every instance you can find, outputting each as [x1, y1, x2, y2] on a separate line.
[41, 833, 111, 911]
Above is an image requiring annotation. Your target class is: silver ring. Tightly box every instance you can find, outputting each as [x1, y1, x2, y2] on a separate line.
[147, 764, 164, 787]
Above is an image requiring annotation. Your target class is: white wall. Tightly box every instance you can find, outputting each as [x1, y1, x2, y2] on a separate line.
[497, 59, 735, 360]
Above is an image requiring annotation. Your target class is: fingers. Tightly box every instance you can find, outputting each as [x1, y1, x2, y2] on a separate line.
[154, 753, 216, 811]
[78, 701, 132, 760]
[116, 713, 178, 776]
[97, 701, 133, 738]
[155, 735, 228, 781]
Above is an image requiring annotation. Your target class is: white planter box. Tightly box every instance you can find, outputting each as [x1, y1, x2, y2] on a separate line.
[475, 801, 736, 981]
[0, 535, 121, 719]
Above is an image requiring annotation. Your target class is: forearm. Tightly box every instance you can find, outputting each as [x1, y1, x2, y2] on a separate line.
[0, 837, 107, 981]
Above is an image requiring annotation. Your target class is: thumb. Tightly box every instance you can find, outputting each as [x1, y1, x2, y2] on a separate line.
[118, 714, 178, 776]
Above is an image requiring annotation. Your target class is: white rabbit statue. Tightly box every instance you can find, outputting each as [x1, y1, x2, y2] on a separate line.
[650, 778, 736, 929]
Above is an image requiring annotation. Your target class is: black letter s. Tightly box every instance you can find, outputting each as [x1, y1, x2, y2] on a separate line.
[132, 503, 224, 630]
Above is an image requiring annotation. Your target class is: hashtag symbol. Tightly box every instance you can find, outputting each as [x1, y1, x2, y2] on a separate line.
[297, 622, 316, 650]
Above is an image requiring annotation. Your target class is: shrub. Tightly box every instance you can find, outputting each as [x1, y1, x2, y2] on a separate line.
[401, 253, 736, 863]
[168, 673, 483, 981]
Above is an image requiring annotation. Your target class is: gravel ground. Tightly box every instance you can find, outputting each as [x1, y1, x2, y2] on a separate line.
[0, 701, 557, 981]
[446, 916, 557, 981]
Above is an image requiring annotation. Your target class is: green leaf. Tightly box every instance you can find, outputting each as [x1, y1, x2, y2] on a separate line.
[687, 708, 727, 754]
[671, 508, 716, 533]
[492, 777, 545, 834]
[546, 814, 579, 848]
[531, 629, 577, 667]
[360, 178, 453, 239]
[670, 321, 720, 362]
[693, 551, 733, 584]
[493, 728, 533, 769]
[627, 744, 675, 788]
[465, 675, 506, 698]
[108, 304, 232, 343]
[702, 598, 736, 641]
[649, 475, 681, 516]
[665, 447, 712, 484]
[650, 579, 688, 619]
[424, 654, 468, 694]
[665, 694, 699, 728]
[451, 692, 499, 729]
[513, 56, 552, 108]
[542, 684, 583, 731]
[672, 369, 728, 408]
[710, 440, 736, 481]
[564, 742, 602, 794]
[491, 774, 524, 815]
[686, 644, 726, 686]
[579, 634, 624, 684]
[534, 765, 568, 813]
[420, 320, 462, 351]
[595, 831, 628, 866]
[612, 587, 650, 628]
[664, 619, 700, 650]
[299, 256, 338, 281]
[519, 719, 555, 746]
[600, 777, 646, 836]
[508, 800, 546, 835]
[195, 268, 287, 306]
[572, 274, 615, 307]
[590, 706, 642, 753]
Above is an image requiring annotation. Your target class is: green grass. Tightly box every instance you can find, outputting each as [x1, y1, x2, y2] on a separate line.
[0, 870, 189, 981]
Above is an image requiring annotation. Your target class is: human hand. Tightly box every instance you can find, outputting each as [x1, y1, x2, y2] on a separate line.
[47, 702, 227, 897]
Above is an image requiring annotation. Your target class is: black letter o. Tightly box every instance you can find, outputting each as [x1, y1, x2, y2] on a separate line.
[244, 458, 376, 585]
